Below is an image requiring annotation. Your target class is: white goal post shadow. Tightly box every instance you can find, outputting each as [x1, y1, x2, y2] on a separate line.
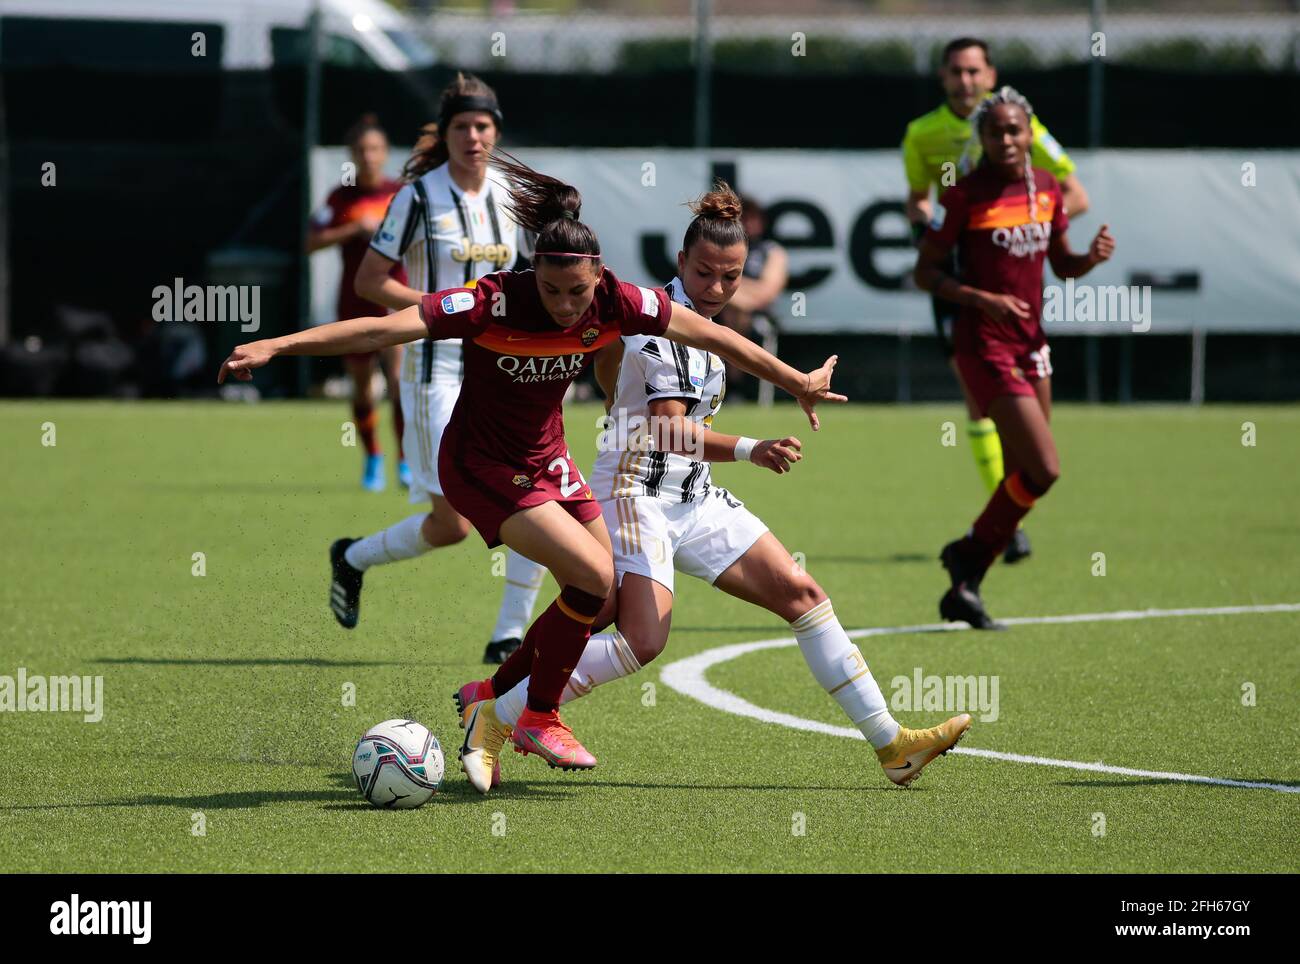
[659, 603, 1300, 795]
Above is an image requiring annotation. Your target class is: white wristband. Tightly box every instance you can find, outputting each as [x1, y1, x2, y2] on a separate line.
[733, 437, 759, 463]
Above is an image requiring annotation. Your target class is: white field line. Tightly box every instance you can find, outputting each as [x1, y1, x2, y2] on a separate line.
[659, 603, 1300, 794]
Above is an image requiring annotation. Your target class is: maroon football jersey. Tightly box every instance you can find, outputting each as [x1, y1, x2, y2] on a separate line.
[313, 180, 408, 320]
[926, 165, 1068, 355]
[420, 267, 672, 477]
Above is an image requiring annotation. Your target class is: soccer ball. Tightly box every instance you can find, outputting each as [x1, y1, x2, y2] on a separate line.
[352, 719, 444, 809]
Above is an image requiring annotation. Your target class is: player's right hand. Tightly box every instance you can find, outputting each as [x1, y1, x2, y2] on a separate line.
[979, 292, 1032, 324]
[750, 437, 802, 475]
[1090, 223, 1116, 264]
[218, 341, 276, 383]
[798, 355, 849, 431]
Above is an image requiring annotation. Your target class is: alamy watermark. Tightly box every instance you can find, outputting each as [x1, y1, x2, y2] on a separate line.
[890, 667, 999, 723]
[152, 278, 260, 332]
[50, 895, 150, 944]
[1043, 278, 1151, 333]
[596, 408, 706, 460]
[1, 668, 103, 722]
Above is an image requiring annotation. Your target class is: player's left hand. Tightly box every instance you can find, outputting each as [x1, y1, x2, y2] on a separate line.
[750, 436, 802, 474]
[218, 341, 276, 383]
[798, 355, 849, 431]
[1089, 223, 1115, 264]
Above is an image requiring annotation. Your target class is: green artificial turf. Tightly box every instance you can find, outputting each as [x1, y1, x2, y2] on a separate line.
[1, 400, 1296, 872]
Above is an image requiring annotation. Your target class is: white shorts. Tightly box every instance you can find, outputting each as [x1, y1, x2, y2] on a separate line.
[398, 378, 459, 504]
[602, 486, 769, 594]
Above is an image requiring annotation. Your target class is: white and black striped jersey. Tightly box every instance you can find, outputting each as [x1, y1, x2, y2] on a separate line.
[370, 164, 529, 385]
[589, 277, 726, 504]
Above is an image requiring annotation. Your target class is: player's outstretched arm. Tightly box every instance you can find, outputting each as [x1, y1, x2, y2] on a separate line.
[217, 304, 426, 383]
[662, 302, 846, 430]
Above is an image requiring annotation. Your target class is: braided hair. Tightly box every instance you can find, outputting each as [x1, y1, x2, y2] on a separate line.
[968, 85, 1039, 223]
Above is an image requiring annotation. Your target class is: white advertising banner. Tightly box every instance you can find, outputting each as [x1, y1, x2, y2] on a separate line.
[311, 149, 1300, 335]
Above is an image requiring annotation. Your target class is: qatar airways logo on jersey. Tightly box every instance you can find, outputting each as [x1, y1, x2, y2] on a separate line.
[496, 353, 586, 382]
[991, 221, 1051, 258]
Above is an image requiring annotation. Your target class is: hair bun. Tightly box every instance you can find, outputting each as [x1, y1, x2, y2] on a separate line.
[688, 179, 743, 222]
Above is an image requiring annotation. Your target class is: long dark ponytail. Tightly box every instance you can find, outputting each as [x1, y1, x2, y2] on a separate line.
[491, 149, 601, 269]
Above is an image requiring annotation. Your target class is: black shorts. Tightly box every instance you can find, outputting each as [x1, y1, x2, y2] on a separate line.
[931, 248, 961, 358]
[932, 293, 960, 357]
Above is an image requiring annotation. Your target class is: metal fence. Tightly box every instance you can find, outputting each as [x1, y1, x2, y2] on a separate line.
[395, 0, 1300, 150]
[410, 2, 1300, 74]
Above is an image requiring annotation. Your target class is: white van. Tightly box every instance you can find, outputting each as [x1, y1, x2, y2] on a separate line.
[0, 0, 437, 72]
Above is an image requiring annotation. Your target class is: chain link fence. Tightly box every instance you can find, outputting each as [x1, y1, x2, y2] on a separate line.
[401, 0, 1300, 77]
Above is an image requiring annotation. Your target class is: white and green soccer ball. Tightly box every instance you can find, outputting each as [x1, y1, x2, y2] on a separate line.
[352, 719, 444, 809]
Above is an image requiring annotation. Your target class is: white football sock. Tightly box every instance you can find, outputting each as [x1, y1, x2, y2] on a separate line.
[495, 630, 640, 727]
[344, 513, 432, 571]
[791, 599, 900, 749]
[490, 551, 548, 642]
[492, 676, 529, 729]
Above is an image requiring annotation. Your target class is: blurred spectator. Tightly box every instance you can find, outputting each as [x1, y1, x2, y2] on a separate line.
[307, 113, 408, 492]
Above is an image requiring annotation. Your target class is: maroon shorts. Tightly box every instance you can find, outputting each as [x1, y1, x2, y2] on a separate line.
[439, 445, 602, 548]
[955, 342, 1053, 418]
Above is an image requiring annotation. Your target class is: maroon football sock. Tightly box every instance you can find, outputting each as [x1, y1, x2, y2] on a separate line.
[353, 401, 380, 456]
[490, 582, 608, 697]
[490, 613, 546, 696]
[964, 470, 1050, 577]
[526, 585, 605, 713]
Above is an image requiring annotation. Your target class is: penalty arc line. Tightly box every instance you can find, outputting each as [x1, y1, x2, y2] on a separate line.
[659, 602, 1300, 795]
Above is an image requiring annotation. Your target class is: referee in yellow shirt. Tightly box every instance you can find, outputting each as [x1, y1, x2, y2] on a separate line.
[902, 36, 1090, 565]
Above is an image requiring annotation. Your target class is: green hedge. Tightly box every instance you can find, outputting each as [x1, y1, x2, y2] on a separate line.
[620, 36, 1286, 74]
[619, 37, 916, 73]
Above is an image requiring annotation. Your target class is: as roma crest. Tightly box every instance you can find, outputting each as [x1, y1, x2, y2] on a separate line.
[512, 474, 532, 488]
[580, 326, 600, 348]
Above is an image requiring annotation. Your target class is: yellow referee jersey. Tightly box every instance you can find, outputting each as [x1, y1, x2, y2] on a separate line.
[902, 100, 1075, 194]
